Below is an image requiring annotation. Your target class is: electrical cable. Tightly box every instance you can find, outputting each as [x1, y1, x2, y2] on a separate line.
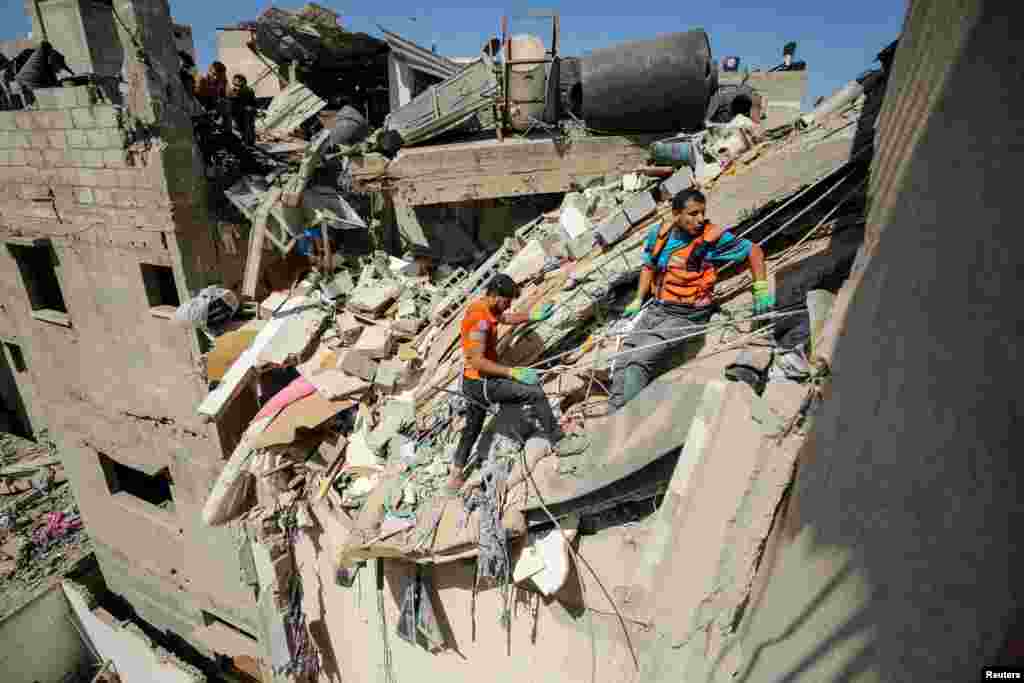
[529, 306, 806, 372]
[519, 447, 641, 674]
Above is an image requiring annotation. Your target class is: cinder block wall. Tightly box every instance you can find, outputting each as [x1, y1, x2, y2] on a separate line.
[0, 56, 256, 658]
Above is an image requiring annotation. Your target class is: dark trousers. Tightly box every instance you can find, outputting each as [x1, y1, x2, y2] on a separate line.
[232, 108, 256, 145]
[608, 301, 714, 412]
[451, 376, 559, 469]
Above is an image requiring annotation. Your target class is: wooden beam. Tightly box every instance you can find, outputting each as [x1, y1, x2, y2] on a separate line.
[197, 312, 290, 422]
[241, 187, 282, 299]
[349, 135, 654, 205]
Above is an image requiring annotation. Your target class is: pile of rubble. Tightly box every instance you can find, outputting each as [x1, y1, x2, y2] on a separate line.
[183, 27, 894, 677]
[0, 431, 89, 620]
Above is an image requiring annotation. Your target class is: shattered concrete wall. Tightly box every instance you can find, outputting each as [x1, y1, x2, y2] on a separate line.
[64, 580, 205, 683]
[734, 1, 1024, 681]
[0, 583, 92, 683]
[288, 373, 806, 683]
[0, 0, 255, 655]
[719, 71, 808, 128]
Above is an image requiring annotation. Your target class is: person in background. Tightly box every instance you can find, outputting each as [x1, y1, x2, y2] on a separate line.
[195, 61, 228, 121]
[447, 274, 579, 493]
[230, 73, 257, 145]
[609, 188, 772, 413]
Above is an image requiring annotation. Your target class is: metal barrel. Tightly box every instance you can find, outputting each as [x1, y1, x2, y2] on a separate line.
[580, 29, 716, 132]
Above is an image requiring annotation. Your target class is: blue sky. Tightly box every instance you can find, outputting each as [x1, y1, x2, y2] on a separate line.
[2, 0, 906, 106]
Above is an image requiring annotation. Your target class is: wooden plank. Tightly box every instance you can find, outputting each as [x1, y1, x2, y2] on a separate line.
[241, 187, 282, 299]
[351, 135, 653, 205]
[197, 313, 289, 422]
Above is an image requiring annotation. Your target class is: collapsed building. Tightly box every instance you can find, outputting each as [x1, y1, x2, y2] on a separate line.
[0, 0, 1021, 682]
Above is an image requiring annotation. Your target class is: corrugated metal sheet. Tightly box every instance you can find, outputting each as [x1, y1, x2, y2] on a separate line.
[384, 56, 498, 146]
[256, 81, 327, 136]
[865, 0, 982, 250]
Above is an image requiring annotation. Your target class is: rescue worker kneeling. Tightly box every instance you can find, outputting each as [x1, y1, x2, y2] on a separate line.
[447, 274, 561, 492]
[609, 188, 773, 413]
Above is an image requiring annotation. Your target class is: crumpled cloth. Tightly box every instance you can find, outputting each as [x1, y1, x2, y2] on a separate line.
[255, 376, 317, 422]
[32, 511, 82, 545]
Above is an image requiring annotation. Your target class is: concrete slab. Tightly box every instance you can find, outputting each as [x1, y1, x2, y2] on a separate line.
[352, 325, 393, 359]
[338, 349, 379, 381]
[256, 298, 329, 369]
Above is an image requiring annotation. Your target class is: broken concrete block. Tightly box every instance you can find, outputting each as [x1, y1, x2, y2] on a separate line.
[396, 297, 418, 319]
[336, 311, 365, 346]
[622, 172, 646, 192]
[349, 282, 401, 317]
[338, 349, 379, 381]
[256, 298, 329, 369]
[320, 270, 355, 300]
[374, 359, 409, 391]
[353, 325, 393, 359]
[559, 193, 591, 240]
[660, 167, 693, 200]
[621, 190, 657, 224]
[391, 317, 424, 338]
[503, 239, 548, 284]
[594, 210, 631, 249]
[309, 369, 371, 400]
[318, 434, 348, 463]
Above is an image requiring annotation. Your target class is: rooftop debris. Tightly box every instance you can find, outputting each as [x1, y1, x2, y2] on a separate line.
[190, 35, 889, 672]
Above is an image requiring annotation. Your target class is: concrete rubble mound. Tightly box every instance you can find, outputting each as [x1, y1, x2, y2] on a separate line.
[0, 2, 901, 677]
[185, 29, 891, 676]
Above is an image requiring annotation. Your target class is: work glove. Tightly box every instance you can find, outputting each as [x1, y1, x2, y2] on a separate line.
[623, 298, 644, 318]
[529, 302, 555, 322]
[752, 280, 775, 316]
[510, 367, 540, 385]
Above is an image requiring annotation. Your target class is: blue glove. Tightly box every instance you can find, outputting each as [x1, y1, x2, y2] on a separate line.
[510, 367, 540, 385]
[752, 281, 775, 316]
[530, 302, 555, 322]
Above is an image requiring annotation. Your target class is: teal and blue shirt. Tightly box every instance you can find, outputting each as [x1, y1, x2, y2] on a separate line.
[641, 222, 753, 270]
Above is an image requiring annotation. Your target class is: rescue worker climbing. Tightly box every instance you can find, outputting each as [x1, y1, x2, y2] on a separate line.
[609, 188, 773, 412]
[447, 274, 561, 492]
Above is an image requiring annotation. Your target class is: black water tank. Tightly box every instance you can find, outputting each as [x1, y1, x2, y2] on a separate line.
[580, 30, 716, 132]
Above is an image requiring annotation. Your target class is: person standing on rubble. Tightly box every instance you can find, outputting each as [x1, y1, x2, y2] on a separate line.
[195, 61, 229, 122]
[230, 74, 257, 145]
[609, 188, 773, 412]
[447, 274, 566, 492]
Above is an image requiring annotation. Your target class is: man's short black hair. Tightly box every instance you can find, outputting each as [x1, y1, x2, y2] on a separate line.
[672, 188, 707, 211]
[486, 273, 518, 298]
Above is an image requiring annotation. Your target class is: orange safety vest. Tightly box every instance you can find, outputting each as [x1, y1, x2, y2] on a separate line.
[650, 223, 720, 307]
[460, 299, 498, 380]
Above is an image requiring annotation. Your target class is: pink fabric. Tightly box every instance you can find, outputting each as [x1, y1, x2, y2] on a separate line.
[33, 511, 82, 544]
[255, 376, 316, 422]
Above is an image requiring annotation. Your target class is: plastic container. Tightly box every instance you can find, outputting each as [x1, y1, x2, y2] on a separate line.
[652, 139, 697, 167]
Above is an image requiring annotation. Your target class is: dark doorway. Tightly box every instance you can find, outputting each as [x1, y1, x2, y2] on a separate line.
[0, 342, 34, 439]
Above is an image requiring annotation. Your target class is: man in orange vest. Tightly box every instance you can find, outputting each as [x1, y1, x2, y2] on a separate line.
[609, 188, 772, 412]
[447, 274, 561, 492]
